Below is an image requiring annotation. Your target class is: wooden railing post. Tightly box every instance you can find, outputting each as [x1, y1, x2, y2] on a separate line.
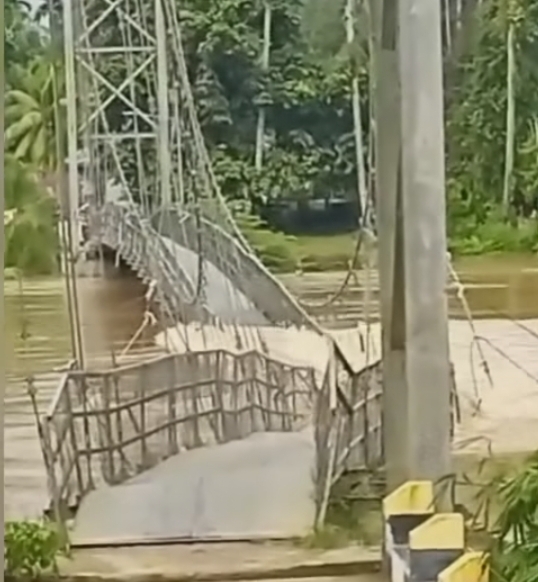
[139, 364, 148, 468]
[70, 374, 94, 493]
[63, 376, 84, 500]
[167, 356, 179, 455]
[102, 374, 115, 482]
[112, 372, 126, 478]
[214, 350, 225, 442]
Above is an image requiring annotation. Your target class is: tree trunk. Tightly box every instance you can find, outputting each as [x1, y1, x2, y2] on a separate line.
[502, 22, 515, 212]
[255, 3, 272, 171]
[345, 0, 369, 225]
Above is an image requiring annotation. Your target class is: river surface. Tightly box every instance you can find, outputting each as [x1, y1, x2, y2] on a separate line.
[4, 253, 538, 518]
[4, 261, 165, 519]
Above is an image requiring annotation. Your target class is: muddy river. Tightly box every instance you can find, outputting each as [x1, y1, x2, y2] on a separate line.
[4, 253, 538, 518]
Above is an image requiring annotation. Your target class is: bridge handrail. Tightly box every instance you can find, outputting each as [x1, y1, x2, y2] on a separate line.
[151, 206, 313, 327]
[66, 349, 316, 380]
[314, 357, 383, 523]
[100, 203, 211, 322]
[44, 360, 78, 420]
[38, 349, 317, 519]
[40, 360, 88, 517]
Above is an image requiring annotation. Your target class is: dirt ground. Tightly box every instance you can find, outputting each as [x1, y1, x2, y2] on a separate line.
[58, 542, 382, 580]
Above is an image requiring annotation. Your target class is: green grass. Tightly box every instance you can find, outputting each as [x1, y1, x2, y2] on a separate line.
[244, 217, 535, 274]
[448, 451, 531, 536]
[449, 216, 538, 256]
[286, 233, 359, 271]
[243, 227, 360, 273]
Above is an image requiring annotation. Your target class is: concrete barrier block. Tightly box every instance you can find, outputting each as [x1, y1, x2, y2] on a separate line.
[437, 551, 489, 582]
[407, 513, 465, 581]
[382, 480, 490, 581]
[383, 481, 435, 582]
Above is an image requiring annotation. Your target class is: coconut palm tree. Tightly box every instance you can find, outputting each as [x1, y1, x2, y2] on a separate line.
[4, 154, 59, 275]
[5, 57, 64, 171]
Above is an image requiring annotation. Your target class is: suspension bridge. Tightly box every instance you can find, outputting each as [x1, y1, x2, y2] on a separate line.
[36, 0, 472, 569]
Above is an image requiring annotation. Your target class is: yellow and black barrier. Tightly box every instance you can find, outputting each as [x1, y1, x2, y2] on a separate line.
[382, 480, 490, 582]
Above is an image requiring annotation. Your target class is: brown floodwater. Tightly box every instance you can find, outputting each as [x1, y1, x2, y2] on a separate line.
[453, 254, 538, 320]
[5, 253, 538, 385]
[3, 253, 537, 518]
[4, 260, 168, 519]
[5, 261, 158, 389]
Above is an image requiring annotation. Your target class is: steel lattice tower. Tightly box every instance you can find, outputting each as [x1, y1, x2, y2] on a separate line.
[63, 0, 174, 242]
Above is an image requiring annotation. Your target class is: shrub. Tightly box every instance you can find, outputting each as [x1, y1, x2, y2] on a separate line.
[490, 452, 538, 582]
[450, 214, 538, 255]
[4, 520, 64, 579]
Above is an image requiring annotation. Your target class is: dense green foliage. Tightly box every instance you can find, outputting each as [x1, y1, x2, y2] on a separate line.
[181, 0, 537, 251]
[490, 452, 538, 581]
[4, 155, 59, 275]
[5, 0, 60, 275]
[4, 0, 537, 277]
[4, 520, 64, 578]
[446, 0, 538, 253]
[181, 0, 363, 204]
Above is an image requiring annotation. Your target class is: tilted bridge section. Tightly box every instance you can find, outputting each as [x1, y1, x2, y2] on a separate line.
[46, 0, 387, 545]
[39, 201, 384, 545]
[97, 202, 311, 328]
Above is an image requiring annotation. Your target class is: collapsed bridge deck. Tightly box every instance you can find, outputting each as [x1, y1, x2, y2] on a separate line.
[40, 340, 383, 546]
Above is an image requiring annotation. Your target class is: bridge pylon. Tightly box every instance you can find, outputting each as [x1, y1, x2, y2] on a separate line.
[62, 0, 180, 217]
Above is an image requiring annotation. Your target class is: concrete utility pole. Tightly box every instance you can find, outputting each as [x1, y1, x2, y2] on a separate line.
[373, 0, 452, 489]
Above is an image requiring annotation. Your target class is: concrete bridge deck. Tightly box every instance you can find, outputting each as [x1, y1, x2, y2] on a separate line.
[72, 428, 317, 545]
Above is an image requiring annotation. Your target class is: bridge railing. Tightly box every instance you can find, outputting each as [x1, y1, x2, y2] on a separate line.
[39, 350, 315, 517]
[97, 203, 209, 323]
[40, 361, 88, 516]
[314, 356, 383, 521]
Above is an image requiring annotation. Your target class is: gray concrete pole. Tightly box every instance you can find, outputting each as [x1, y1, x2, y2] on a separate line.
[373, 0, 409, 490]
[375, 0, 451, 489]
[398, 0, 451, 483]
[156, 0, 172, 206]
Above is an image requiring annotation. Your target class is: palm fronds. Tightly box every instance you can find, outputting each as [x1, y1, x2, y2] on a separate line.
[4, 155, 59, 275]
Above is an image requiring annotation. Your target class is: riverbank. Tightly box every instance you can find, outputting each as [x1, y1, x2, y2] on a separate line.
[5, 222, 536, 278]
[247, 228, 537, 273]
